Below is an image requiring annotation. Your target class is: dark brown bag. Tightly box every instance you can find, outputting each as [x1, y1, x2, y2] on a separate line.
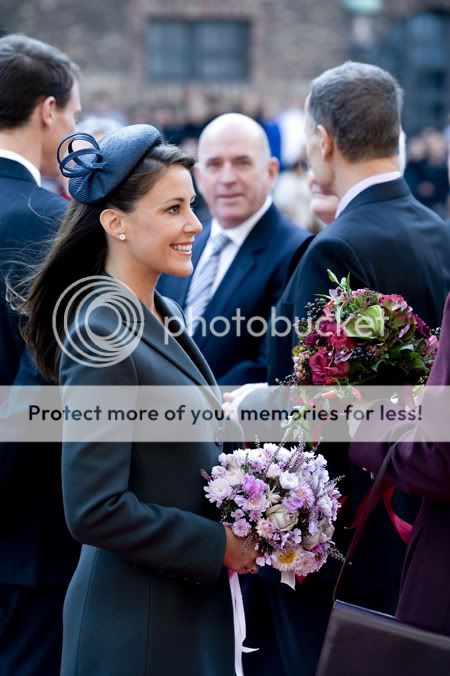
[316, 448, 450, 676]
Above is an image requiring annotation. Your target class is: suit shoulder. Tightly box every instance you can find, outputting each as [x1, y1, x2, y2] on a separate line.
[265, 205, 310, 249]
[0, 185, 67, 236]
[30, 186, 68, 220]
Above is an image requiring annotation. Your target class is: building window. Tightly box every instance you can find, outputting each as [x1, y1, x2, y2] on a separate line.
[148, 19, 250, 82]
[370, 11, 450, 134]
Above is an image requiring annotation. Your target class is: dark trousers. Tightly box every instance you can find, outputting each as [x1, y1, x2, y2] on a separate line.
[243, 571, 336, 676]
[0, 584, 66, 676]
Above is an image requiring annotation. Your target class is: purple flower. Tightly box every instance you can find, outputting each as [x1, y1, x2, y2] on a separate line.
[232, 518, 251, 538]
[242, 474, 266, 498]
[282, 495, 305, 513]
[256, 519, 276, 539]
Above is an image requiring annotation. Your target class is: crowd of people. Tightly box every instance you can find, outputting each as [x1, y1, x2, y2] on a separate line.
[0, 31, 450, 676]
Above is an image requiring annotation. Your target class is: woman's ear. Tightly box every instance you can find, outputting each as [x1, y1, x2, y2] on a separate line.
[99, 208, 127, 241]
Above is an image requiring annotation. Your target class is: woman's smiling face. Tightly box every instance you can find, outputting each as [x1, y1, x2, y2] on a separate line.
[118, 164, 202, 278]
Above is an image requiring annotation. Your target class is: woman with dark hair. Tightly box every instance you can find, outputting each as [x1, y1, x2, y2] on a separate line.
[20, 124, 257, 676]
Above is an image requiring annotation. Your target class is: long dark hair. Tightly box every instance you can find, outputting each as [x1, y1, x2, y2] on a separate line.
[20, 143, 194, 381]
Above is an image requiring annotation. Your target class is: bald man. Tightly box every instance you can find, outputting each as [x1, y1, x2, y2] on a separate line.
[158, 113, 310, 384]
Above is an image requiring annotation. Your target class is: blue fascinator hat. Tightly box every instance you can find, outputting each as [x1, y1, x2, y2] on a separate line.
[57, 124, 162, 204]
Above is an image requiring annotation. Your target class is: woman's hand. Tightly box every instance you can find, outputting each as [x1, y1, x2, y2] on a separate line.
[223, 525, 258, 574]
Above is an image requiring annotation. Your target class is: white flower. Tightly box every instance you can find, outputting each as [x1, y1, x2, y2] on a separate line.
[317, 495, 333, 518]
[279, 471, 299, 490]
[246, 448, 268, 470]
[276, 448, 292, 464]
[204, 477, 232, 504]
[303, 520, 334, 550]
[233, 449, 250, 466]
[262, 443, 279, 460]
[266, 504, 298, 532]
[225, 466, 245, 487]
[267, 487, 281, 504]
[266, 462, 282, 479]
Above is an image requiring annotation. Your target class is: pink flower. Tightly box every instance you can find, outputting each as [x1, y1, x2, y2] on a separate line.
[308, 348, 350, 385]
[328, 333, 356, 351]
[242, 475, 266, 498]
[305, 331, 320, 346]
[232, 518, 251, 538]
[425, 334, 439, 355]
[379, 294, 409, 312]
[316, 318, 337, 337]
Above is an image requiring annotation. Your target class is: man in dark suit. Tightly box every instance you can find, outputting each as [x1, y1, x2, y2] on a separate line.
[158, 113, 309, 385]
[231, 62, 450, 675]
[0, 34, 81, 676]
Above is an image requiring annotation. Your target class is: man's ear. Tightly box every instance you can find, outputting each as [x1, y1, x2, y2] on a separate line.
[267, 157, 279, 186]
[317, 125, 334, 161]
[39, 96, 57, 128]
[193, 163, 204, 195]
[99, 208, 127, 241]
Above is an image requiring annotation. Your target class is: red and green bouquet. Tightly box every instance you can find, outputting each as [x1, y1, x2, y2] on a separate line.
[292, 270, 439, 388]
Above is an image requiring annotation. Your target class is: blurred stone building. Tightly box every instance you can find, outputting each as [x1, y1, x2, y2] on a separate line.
[2, 0, 450, 134]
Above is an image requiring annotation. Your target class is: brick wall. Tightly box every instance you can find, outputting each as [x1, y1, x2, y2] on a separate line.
[2, 0, 450, 116]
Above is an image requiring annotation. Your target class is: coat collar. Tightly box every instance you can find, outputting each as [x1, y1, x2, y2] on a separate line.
[0, 157, 38, 184]
[139, 291, 221, 405]
[338, 177, 410, 217]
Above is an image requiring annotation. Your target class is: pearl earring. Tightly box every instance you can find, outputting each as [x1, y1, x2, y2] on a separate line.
[119, 233, 126, 241]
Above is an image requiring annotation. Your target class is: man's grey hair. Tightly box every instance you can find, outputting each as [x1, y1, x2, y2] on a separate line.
[307, 61, 404, 162]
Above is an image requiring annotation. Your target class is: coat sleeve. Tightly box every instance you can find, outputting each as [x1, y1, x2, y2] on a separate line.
[60, 322, 226, 586]
[350, 293, 450, 502]
[350, 427, 450, 502]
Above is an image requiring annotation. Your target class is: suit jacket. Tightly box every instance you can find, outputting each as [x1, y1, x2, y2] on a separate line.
[157, 203, 310, 385]
[350, 292, 450, 636]
[59, 291, 234, 676]
[0, 158, 80, 585]
[268, 178, 450, 384]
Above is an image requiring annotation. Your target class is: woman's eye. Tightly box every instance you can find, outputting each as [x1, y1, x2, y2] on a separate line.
[167, 205, 180, 214]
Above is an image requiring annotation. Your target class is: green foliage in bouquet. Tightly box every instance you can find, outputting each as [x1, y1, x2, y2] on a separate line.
[292, 270, 439, 387]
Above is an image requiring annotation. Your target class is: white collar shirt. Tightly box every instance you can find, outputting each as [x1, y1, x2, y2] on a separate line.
[335, 171, 401, 219]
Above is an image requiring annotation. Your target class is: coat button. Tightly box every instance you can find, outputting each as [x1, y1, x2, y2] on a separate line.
[214, 425, 224, 446]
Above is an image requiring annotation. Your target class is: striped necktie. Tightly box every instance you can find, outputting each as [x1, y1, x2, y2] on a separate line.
[186, 231, 231, 335]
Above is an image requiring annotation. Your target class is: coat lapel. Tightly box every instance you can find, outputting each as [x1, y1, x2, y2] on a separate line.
[139, 293, 221, 405]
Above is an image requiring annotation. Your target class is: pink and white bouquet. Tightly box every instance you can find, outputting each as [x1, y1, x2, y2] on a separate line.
[203, 442, 341, 579]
